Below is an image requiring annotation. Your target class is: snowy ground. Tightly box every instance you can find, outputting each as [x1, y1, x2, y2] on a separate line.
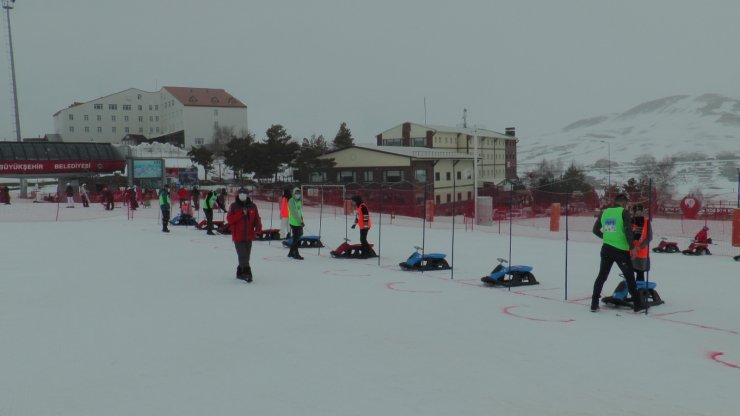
[1, 198, 739, 416]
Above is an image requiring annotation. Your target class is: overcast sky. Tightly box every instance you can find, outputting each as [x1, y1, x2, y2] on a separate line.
[2, 0, 740, 144]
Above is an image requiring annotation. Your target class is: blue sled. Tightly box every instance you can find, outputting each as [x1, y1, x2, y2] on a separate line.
[481, 258, 538, 287]
[170, 214, 197, 226]
[282, 235, 324, 248]
[399, 246, 450, 271]
[602, 277, 664, 308]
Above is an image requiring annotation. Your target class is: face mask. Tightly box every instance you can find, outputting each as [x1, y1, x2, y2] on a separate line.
[294, 194, 301, 200]
[239, 193, 247, 201]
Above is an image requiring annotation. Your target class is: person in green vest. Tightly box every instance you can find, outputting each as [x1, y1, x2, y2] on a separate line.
[203, 189, 217, 235]
[158, 184, 171, 233]
[287, 187, 304, 260]
[591, 193, 646, 312]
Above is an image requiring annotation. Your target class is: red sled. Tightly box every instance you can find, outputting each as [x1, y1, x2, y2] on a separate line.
[196, 219, 225, 230]
[330, 239, 377, 258]
[652, 238, 680, 253]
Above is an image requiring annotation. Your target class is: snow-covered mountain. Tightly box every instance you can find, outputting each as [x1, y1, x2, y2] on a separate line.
[518, 94, 740, 199]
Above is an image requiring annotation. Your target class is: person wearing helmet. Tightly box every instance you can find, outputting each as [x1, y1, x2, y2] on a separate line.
[350, 195, 372, 258]
[226, 187, 262, 282]
[158, 184, 171, 232]
[591, 193, 646, 313]
[64, 182, 75, 208]
[287, 187, 304, 260]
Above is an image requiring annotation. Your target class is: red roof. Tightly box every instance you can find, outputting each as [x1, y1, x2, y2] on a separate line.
[163, 86, 247, 108]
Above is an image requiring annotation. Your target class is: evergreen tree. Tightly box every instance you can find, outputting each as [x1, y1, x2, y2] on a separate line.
[223, 132, 256, 181]
[256, 124, 300, 182]
[187, 146, 214, 181]
[294, 135, 336, 183]
[332, 122, 354, 149]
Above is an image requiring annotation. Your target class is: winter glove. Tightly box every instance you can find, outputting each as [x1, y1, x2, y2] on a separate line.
[351, 224, 356, 229]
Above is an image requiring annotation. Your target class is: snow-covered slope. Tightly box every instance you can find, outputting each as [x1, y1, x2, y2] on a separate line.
[519, 94, 740, 197]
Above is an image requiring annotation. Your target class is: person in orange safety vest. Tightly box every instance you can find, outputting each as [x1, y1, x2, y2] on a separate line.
[279, 188, 291, 239]
[350, 195, 372, 258]
[630, 204, 652, 282]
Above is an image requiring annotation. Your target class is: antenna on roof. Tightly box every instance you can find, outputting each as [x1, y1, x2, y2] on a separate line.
[424, 97, 427, 124]
[462, 108, 468, 128]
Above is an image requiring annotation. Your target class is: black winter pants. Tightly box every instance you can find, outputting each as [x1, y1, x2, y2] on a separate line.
[161, 208, 170, 229]
[592, 244, 639, 306]
[204, 208, 214, 231]
[290, 225, 303, 254]
[359, 228, 370, 256]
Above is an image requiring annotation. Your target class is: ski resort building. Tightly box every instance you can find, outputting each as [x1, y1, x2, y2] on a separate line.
[375, 122, 518, 185]
[315, 145, 475, 215]
[52, 87, 248, 149]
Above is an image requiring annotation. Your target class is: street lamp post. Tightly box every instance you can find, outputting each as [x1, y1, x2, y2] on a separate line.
[3, 0, 27, 198]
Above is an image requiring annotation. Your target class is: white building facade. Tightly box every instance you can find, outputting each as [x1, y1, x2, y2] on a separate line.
[53, 86, 248, 148]
[376, 122, 518, 185]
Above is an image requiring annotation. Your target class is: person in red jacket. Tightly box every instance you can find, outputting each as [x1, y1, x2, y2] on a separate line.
[226, 187, 262, 283]
[694, 226, 709, 244]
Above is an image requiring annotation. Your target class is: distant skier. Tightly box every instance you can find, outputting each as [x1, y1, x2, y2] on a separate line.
[159, 184, 171, 233]
[226, 188, 262, 282]
[287, 187, 304, 260]
[350, 195, 372, 258]
[191, 185, 200, 211]
[694, 226, 710, 244]
[591, 193, 647, 313]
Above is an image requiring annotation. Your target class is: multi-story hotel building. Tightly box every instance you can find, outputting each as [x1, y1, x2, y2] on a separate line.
[52, 86, 248, 148]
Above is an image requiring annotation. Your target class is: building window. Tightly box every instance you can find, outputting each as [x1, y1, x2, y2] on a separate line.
[155, 127, 160, 133]
[435, 195, 441, 205]
[108, 104, 117, 110]
[310, 172, 327, 183]
[94, 103, 103, 110]
[84, 126, 89, 133]
[364, 171, 373, 182]
[96, 115, 102, 121]
[435, 172, 440, 181]
[149, 127, 153, 133]
[83, 114, 89, 121]
[155, 116, 159, 121]
[446, 172, 451, 180]
[412, 137, 425, 146]
[457, 171, 461, 180]
[457, 192, 462, 201]
[111, 115, 116, 122]
[446, 194, 451, 203]
[337, 170, 355, 183]
[137, 94, 142, 100]
[415, 169, 427, 182]
[123, 104, 131, 111]
[149, 116, 153, 122]
[214, 109, 219, 116]
[138, 127, 143, 133]
[97, 127, 102, 133]
[194, 138, 205, 145]
[384, 138, 402, 146]
[69, 126, 74, 132]
[138, 105, 142, 111]
[384, 170, 402, 182]
[138, 116, 143, 122]
[112, 127, 116, 133]
[68, 114, 74, 120]
[124, 127, 130, 133]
